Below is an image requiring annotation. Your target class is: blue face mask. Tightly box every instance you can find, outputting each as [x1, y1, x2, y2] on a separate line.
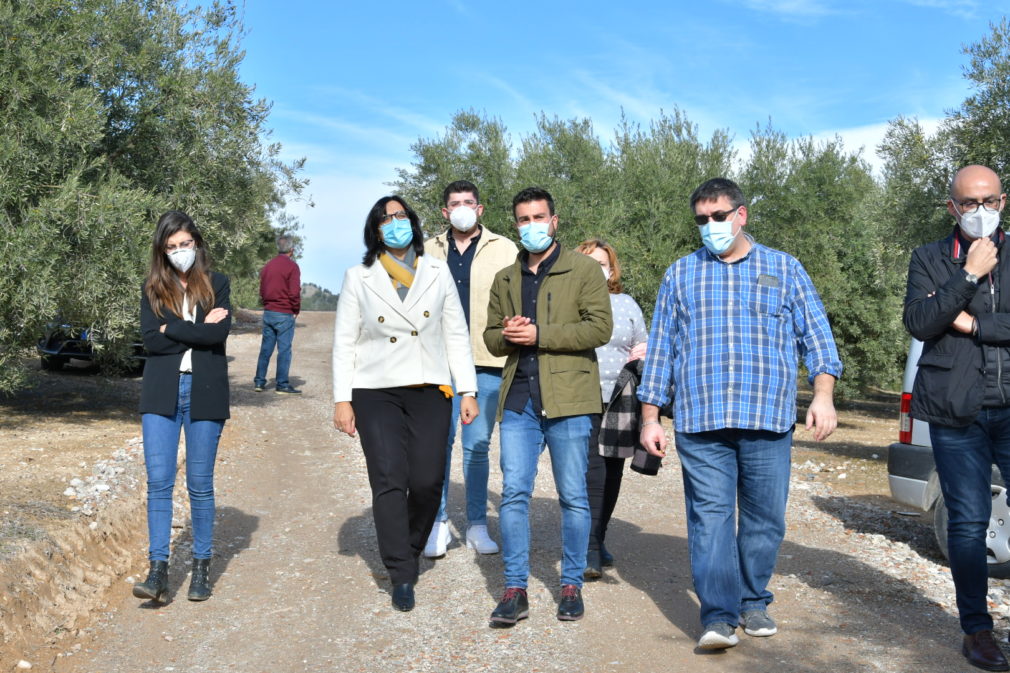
[700, 214, 738, 255]
[518, 221, 554, 253]
[380, 217, 413, 249]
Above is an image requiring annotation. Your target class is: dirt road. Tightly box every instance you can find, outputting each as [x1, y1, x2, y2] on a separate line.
[48, 312, 970, 673]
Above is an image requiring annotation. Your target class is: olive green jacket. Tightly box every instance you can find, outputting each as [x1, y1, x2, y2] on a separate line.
[484, 245, 613, 421]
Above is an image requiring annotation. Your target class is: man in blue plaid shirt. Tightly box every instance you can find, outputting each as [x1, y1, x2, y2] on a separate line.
[639, 177, 842, 651]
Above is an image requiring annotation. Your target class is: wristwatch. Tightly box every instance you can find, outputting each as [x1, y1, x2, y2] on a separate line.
[965, 271, 979, 285]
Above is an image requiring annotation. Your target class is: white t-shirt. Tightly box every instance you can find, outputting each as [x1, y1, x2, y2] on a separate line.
[179, 294, 195, 373]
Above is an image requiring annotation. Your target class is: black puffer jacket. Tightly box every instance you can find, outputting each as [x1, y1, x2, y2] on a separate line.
[904, 228, 1010, 427]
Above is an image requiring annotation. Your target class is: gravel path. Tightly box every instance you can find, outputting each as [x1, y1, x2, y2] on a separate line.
[48, 312, 1007, 673]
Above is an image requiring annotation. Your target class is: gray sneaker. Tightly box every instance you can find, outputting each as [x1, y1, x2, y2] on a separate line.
[739, 609, 777, 637]
[698, 622, 739, 650]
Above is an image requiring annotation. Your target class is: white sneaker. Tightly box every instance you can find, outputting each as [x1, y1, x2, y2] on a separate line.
[465, 524, 500, 554]
[423, 520, 452, 558]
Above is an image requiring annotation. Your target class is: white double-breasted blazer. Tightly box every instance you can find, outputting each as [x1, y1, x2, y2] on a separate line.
[332, 254, 478, 402]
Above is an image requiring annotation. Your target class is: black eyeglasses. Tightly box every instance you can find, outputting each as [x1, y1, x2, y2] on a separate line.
[693, 208, 738, 226]
[380, 210, 409, 224]
[956, 197, 1002, 214]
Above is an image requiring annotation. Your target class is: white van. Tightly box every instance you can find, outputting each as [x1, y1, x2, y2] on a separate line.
[886, 338, 1010, 578]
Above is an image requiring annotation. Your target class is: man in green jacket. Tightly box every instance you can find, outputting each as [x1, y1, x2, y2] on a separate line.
[483, 187, 612, 627]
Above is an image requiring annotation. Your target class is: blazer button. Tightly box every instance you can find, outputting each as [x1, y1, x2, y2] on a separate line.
[423, 311, 430, 318]
[378, 316, 385, 323]
[390, 336, 397, 343]
[411, 330, 418, 336]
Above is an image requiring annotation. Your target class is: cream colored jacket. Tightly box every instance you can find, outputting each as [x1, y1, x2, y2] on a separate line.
[424, 226, 519, 368]
[332, 254, 477, 402]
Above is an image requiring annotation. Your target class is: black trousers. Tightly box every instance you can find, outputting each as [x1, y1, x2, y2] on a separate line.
[353, 386, 451, 584]
[586, 413, 626, 553]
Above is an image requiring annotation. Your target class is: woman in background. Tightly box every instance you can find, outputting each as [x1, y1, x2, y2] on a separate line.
[576, 238, 648, 579]
[134, 211, 231, 603]
[333, 195, 478, 612]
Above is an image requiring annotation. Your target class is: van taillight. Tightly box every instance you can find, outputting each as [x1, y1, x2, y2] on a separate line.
[899, 392, 912, 444]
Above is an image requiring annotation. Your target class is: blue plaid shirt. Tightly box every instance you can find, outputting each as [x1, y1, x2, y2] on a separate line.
[638, 239, 842, 434]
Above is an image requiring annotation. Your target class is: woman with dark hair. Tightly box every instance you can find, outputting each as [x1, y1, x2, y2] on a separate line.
[132, 210, 231, 603]
[576, 238, 648, 579]
[333, 195, 478, 612]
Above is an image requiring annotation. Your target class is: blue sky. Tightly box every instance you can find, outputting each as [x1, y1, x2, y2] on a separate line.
[236, 0, 1010, 293]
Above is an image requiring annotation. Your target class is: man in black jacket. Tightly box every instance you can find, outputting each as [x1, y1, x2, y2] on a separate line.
[904, 164, 1009, 672]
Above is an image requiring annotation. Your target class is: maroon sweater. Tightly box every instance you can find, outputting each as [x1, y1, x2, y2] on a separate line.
[260, 254, 301, 314]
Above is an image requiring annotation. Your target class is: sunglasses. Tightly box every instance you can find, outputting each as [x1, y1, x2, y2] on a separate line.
[693, 208, 738, 226]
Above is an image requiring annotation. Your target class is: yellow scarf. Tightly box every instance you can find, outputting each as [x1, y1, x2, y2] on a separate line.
[378, 253, 453, 399]
[378, 251, 416, 291]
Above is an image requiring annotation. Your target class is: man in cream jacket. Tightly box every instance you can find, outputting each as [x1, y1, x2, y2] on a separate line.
[423, 180, 518, 558]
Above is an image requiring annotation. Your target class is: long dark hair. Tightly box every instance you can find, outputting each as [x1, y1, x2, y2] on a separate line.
[362, 195, 424, 267]
[144, 211, 214, 318]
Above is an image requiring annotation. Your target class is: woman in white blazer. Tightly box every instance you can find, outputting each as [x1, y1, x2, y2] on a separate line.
[333, 195, 478, 612]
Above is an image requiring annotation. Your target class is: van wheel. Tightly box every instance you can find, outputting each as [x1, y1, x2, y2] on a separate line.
[934, 487, 1010, 579]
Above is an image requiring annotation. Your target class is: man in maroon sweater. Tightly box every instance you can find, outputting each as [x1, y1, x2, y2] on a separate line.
[254, 235, 302, 394]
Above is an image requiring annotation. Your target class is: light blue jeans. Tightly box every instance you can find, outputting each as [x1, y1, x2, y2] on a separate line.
[254, 310, 295, 389]
[141, 374, 224, 561]
[675, 428, 792, 628]
[435, 368, 502, 525]
[499, 398, 592, 588]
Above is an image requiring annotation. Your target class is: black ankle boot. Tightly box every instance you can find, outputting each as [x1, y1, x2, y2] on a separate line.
[133, 560, 169, 601]
[187, 558, 211, 601]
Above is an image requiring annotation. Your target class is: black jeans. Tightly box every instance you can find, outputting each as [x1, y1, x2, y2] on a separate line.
[353, 386, 451, 584]
[586, 413, 626, 553]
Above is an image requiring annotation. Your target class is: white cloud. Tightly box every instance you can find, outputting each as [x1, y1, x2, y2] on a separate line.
[731, 117, 945, 176]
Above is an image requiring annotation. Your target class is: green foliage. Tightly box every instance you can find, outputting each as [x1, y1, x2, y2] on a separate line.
[0, 0, 306, 393]
[741, 128, 902, 393]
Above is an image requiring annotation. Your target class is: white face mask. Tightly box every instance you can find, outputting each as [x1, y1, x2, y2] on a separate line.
[168, 247, 196, 273]
[955, 202, 1002, 239]
[601, 265, 610, 280]
[449, 206, 478, 232]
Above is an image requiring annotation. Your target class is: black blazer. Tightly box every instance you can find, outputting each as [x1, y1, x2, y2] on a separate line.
[139, 272, 231, 420]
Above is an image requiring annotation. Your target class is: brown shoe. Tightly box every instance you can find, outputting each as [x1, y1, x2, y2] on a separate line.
[963, 630, 1010, 671]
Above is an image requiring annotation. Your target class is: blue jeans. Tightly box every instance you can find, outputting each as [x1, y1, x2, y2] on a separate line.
[499, 398, 592, 588]
[436, 368, 502, 526]
[930, 408, 1010, 634]
[141, 374, 224, 561]
[254, 310, 295, 388]
[675, 428, 792, 628]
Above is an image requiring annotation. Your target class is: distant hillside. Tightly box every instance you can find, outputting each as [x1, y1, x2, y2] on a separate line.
[301, 283, 339, 311]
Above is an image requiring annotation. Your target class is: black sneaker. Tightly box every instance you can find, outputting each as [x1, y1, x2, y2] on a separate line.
[489, 587, 528, 627]
[254, 385, 264, 392]
[557, 584, 584, 621]
[275, 385, 302, 395]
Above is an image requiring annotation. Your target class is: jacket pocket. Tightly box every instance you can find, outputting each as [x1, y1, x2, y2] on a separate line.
[916, 349, 953, 370]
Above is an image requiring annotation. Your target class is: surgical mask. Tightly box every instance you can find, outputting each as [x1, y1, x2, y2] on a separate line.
[700, 214, 738, 255]
[167, 247, 196, 273]
[449, 206, 478, 233]
[380, 218, 414, 248]
[601, 266, 611, 280]
[518, 221, 554, 253]
[955, 202, 1001, 240]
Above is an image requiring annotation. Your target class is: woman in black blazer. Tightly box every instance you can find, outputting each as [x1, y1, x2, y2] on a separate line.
[132, 211, 231, 603]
